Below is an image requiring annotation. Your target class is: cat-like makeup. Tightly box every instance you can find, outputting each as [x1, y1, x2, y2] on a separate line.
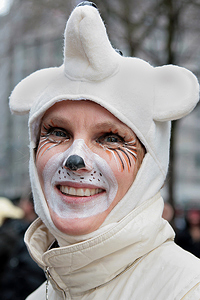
[42, 139, 118, 219]
[36, 100, 138, 235]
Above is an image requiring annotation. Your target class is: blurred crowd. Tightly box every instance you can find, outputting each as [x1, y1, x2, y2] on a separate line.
[163, 202, 200, 259]
[0, 196, 199, 300]
[0, 195, 45, 300]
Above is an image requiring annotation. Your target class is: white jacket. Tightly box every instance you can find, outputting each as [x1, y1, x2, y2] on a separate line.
[25, 194, 200, 300]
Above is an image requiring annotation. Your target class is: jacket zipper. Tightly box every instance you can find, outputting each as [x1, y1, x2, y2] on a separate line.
[45, 267, 67, 300]
[45, 268, 50, 300]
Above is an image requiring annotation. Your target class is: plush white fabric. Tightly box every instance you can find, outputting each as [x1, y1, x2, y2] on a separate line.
[64, 5, 119, 81]
[9, 4, 199, 245]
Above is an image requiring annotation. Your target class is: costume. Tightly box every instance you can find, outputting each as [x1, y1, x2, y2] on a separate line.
[23, 194, 200, 300]
[9, 2, 200, 299]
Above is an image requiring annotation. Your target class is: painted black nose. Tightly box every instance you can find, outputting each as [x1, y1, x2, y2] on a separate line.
[77, 2, 97, 8]
[65, 155, 86, 171]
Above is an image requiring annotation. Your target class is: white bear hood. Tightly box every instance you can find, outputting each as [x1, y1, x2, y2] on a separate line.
[9, 3, 199, 245]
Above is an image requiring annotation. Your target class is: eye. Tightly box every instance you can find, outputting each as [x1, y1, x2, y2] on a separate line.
[105, 136, 122, 143]
[97, 132, 124, 148]
[51, 129, 68, 138]
[41, 125, 70, 143]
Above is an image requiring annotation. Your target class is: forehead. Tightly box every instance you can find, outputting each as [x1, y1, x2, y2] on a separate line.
[42, 100, 114, 119]
[41, 100, 134, 134]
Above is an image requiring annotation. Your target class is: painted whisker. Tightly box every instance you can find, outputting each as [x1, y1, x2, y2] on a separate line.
[112, 149, 124, 171]
[37, 136, 65, 158]
[100, 140, 137, 172]
[125, 139, 136, 146]
[124, 142, 137, 148]
[118, 148, 132, 168]
[40, 141, 63, 157]
[36, 140, 52, 156]
[126, 148, 137, 160]
[100, 145, 123, 172]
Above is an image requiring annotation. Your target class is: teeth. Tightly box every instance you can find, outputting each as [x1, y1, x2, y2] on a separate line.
[69, 187, 75, 195]
[59, 186, 103, 197]
[85, 189, 91, 196]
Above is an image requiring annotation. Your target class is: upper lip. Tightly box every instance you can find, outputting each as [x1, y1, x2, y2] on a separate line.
[54, 180, 106, 190]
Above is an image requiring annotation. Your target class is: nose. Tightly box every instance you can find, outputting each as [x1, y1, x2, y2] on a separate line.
[65, 155, 86, 171]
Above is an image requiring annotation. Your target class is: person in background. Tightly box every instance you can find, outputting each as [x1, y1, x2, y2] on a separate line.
[9, 2, 200, 299]
[175, 209, 200, 258]
[162, 201, 175, 227]
[0, 197, 24, 283]
[0, 195, 45, 300]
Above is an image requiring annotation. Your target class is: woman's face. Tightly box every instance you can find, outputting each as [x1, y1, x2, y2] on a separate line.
[36, 100, 139, 235]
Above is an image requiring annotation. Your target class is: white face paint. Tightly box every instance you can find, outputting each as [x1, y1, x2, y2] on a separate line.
[42, 139, 118, 219]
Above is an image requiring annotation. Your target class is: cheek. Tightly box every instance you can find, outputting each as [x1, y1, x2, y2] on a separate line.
[97, 149, 136, 196]
[36, 137, 69, 169]
[35, 159, 46, 193]
[36, 147, 60, 187]
[36, 152, 49, 176]
[114, 165, 135, 194]
[98, 147, 136, 177]
[95, 140, 137, 174]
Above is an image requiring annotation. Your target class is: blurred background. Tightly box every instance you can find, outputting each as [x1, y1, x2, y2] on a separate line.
[0, 0, 200, 220]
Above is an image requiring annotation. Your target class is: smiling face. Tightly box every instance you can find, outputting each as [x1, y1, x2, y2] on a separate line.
[36, 100, 143, 235]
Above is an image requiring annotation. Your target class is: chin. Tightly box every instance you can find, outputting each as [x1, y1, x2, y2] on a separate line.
[49, 208, 108, 236]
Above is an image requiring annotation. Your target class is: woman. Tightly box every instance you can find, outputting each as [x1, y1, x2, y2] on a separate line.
[9, 2, 200, 299]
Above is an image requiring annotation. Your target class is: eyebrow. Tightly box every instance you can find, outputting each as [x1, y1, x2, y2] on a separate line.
[92, 121, 129, 133]
[94, 121, 135, 135]
[41, 116, 71, 127]
[93, 121, 118, 130]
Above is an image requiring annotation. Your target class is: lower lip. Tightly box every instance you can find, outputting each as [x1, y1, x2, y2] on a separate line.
[56, 187, 106, 204]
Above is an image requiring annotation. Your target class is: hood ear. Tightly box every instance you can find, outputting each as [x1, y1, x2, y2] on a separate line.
[9, 67, 61, 115]
[64, 4, 119, 81]
[153, 65, 199, 122]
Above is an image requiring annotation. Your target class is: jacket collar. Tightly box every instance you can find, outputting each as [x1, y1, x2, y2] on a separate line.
[25, 193, 174, 296]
